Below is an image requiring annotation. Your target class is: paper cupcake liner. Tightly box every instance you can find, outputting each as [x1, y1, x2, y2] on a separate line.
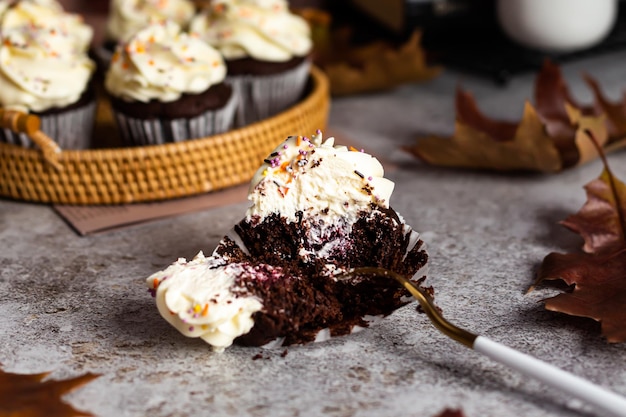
[227, 59, 311, 127]
[113, 90, 238, 146]
[0, 100, 96, 149]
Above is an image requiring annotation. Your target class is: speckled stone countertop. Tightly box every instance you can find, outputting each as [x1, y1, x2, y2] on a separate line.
[2, 51, 626, 417]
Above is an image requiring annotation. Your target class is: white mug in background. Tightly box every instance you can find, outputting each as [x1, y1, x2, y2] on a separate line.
[496, 0, 618, 53]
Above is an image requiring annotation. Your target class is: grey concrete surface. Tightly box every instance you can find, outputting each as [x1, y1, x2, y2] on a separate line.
[2, 51, 626, 417]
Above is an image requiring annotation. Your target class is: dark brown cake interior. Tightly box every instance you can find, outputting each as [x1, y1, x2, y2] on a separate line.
[213, 205, 429, 347]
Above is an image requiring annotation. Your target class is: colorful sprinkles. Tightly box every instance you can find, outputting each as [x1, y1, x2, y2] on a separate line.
[258, 131, 378, 200]
[110, 19, 223, 88]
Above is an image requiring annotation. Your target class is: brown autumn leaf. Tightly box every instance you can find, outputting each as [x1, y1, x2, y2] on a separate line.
[562, 165, 626, 254]
[294, 9, 440, 95]
[0, 368, 99, 417]
[565, 104, 609, 168]
[534, 60, 610, 168]
[534, 60, 586, 129]
[405, 88, 562, 172]
[407, 60, 619, 172]
[537, 249, 626, 343]
[533, 59, 626, 142]
[321, 30, 442, 96]
[583, 73, 626, 143]
[535, 152, 626, 343]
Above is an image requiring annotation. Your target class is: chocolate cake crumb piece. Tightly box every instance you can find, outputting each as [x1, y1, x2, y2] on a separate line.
[281, 349, 288, 358]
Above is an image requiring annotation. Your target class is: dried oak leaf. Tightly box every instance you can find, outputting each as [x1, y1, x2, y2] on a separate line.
[583, 73, 626, 144]
[0, 368, 99, 417]
[535, 156, 626, 342]
[407, 60, 612, 172]
[534, 60, 609, 169]
[293, 9, 440, 96]
[322, 31, 442, 96]
[405, 88, 562, 172]
[562, 165, 626, 254]
[538, 250, 626, 343]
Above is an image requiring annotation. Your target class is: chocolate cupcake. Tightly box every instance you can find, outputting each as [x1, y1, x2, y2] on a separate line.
[104, 20, 236, 145]
[0, 21, 96, 149]
[190, 0, 312, 127]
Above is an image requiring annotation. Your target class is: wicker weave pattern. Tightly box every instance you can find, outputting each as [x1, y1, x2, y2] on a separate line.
[0, 67, 329, 205]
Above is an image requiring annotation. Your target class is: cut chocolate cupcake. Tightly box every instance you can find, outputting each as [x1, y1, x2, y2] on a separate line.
[147, 131, 429, 351]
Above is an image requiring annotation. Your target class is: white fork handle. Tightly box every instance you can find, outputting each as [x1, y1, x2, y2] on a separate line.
[474, 336, 626, 417]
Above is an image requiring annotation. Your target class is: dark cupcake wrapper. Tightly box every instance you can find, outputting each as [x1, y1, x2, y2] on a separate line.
[0, 99, 96, 149]
[113, 88, 238, 146]
[227, 59, 311, 128]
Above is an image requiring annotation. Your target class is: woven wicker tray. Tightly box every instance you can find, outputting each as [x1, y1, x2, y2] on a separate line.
[0, 66, 329, 205]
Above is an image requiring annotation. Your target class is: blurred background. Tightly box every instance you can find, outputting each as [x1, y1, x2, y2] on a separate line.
[291, 0, 625, 85]
[61, 0, 625, 86]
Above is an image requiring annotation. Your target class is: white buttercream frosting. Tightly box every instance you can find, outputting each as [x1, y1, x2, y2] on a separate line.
[0, 0, 93, 52]
[105, 20, 227, 103]
[189, 0, 311, 62]
[147, 252, 263, 352]
[106, 0, 195, 43]
[0, 0, 63, 16]
[246, 131, 395, 223]
[0, 24, 95, 112]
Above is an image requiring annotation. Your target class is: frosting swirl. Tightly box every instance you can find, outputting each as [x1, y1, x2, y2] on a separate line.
[106, 0, 195, 43]
[0, 0, 93, 52]
[105, 20, 227, 103]
[190, 0, 311, 62]
[247, 131, 395, 223]
[0, 0, 63, 15]
[147, 252, 263, 352]
[0, 25, 95, 112]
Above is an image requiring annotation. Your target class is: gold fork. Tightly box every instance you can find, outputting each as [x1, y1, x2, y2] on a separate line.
[339, 267, 626, 417]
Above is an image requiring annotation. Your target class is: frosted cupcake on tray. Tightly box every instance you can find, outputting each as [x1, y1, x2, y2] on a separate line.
[104, 19, 236, 146]
[190, 0, 312, 127]
[0, 13, 96, 149]
[147, 131, 429, 351]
